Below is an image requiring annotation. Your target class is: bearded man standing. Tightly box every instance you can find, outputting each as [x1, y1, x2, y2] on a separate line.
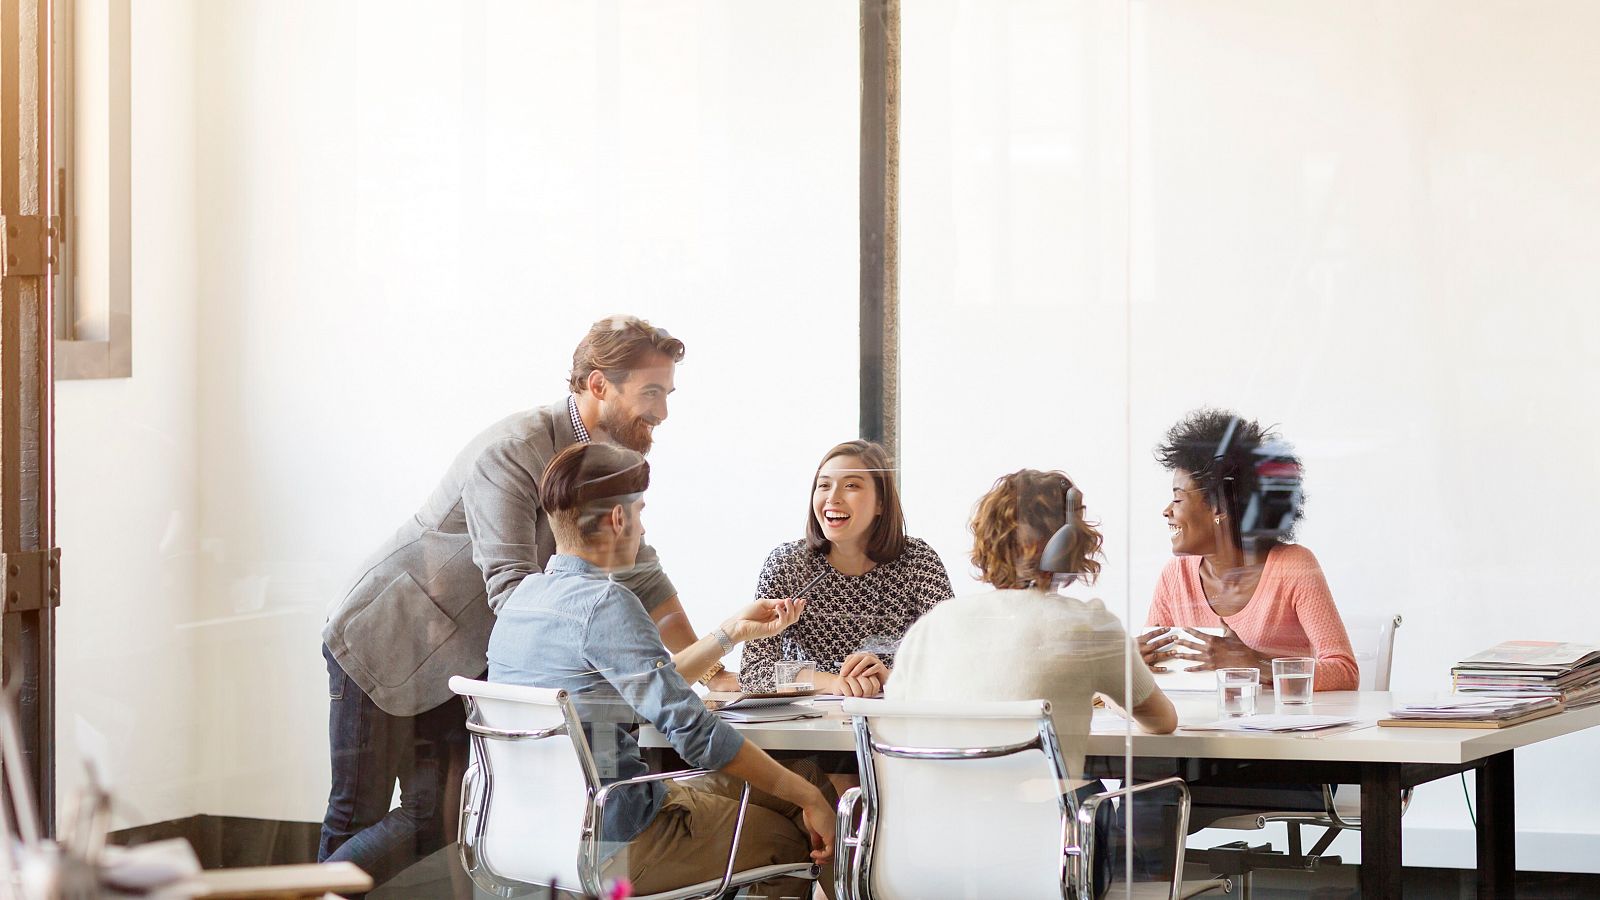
[318, 315, 722, 889]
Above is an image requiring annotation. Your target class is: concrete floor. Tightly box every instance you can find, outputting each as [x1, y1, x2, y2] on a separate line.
[370, 844, 1600, 899]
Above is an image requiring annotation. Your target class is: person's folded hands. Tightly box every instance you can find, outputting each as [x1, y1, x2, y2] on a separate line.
[1166, 626, 1263, 672]
[837, 672, 883, 697]
[1139, 627, 1185, 670]
[839, 651, 889, 683]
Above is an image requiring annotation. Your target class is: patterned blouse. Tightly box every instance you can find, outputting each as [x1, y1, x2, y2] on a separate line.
[738, 537, 955, 691]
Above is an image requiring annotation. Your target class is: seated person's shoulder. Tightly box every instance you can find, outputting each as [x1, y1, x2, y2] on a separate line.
[765, 538, 811, 562]
[1046, 593, 1129, 632]
[901, 535, 951, 568]
[1271, 542, 1325, 576]
[758, 539, 820, 584]
[592, 578, 648, 613]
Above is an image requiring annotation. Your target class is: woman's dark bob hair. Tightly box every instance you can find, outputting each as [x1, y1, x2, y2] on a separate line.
[1155, 408, 1305, 549]
[804, 440, 907, 564]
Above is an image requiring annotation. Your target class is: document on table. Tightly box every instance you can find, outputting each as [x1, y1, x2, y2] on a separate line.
[716, 704, 826, 724]
[1182, 714, 1358, 733]
[1386, 696, 1558, 719]
[704, 691, 816, 711]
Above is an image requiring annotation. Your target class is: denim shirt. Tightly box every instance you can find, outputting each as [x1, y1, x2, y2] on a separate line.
[487, 554, 745, 853]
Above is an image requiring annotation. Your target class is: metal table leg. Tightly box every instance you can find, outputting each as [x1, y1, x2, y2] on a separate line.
[1360, 762, 1403, 899]
[1476, 751, 1515, 899]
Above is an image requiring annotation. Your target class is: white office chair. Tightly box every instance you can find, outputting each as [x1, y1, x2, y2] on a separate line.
[450, 677, 818, 900]
[834, 698, 1229, 900]
[1198, 614, 1408, 893]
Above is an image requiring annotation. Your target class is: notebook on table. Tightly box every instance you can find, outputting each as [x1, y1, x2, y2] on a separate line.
[703, 689, 817, 711]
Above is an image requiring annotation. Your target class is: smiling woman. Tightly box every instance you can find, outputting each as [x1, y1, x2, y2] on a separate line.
[1139, 408, 1358, 691]
[737, 441, 955, 697]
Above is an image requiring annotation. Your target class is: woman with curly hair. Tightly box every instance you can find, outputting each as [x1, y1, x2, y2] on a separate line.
[888, 469, 1176, 897]
[892, 468, 1175, 769]
[1138, 408, 1358, 691]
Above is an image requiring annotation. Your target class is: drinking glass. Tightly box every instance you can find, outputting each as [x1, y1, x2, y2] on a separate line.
[774, 659, 815, 692]
[1217, 668, 1260, 717]
[1272, 657, 1316, 705]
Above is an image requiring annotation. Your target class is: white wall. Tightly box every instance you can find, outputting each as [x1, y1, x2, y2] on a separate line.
[901, 0, 1600, 872]
[54, 0, 199, 829]
[186, 0, 858, 822]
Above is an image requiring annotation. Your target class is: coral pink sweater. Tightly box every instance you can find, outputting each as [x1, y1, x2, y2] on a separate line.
[1146, 543, 1359, 691]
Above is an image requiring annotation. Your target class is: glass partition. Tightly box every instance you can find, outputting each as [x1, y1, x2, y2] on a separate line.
[42, 0, 1600, 896]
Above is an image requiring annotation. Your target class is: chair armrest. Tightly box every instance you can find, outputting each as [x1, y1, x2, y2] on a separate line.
[1076, 776, 1192, 900]
[588, 768, 753, 900]
[1321, 783, 1415, 830]
[835, 787, 864, 900]
[594, 767, 716, 798]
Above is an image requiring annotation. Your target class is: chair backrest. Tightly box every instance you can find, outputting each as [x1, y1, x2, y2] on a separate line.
[843, 698, 1076, 900]
[1343, 613, 1402, 691]
[450, 676, 598, 892]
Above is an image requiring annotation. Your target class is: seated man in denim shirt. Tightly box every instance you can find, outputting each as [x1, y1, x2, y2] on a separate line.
[489, 442, 836, 898]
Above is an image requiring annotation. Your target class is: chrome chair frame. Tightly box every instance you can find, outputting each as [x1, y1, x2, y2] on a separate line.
[455, 681, 817, 900]
[834, 701, 1201, 900]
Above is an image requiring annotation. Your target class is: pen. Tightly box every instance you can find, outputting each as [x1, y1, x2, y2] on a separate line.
[793, 570, 828, 601]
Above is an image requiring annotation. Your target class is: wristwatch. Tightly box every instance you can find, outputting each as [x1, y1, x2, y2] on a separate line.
[712, 627, 735, 654]
[698, 661, 726, 686]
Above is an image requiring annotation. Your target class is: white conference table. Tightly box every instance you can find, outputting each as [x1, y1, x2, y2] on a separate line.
[642, 691, 1600, 899]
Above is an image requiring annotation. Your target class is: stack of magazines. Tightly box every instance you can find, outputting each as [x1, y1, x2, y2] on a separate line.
[1381, 695, 1563, 729]
[1451, 640, 1600, 706]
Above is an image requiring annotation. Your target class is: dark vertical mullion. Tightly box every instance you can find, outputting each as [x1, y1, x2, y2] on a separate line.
[859, 0, 898, 458]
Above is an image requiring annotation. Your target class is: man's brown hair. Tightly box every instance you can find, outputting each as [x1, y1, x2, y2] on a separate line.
[969, 469, 1103, 589]
[539, 443, 651, 544]
[568, 315, 686, 394]
[804, 440, 907, 564]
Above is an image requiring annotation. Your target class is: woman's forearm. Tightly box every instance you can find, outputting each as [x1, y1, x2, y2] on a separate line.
[671, 632, 726, 684]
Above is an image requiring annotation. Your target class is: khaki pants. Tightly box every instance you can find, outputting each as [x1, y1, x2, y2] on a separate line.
[603, 758, 836, 899]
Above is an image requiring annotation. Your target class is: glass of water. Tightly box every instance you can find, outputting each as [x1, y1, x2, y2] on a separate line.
[1217, 668, 1260, 717]
[774, 659, 815, 693]
[1272, 657, 1316, 705]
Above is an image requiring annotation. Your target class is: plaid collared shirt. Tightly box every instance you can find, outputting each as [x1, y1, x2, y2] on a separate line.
[568, 395, 591, 444]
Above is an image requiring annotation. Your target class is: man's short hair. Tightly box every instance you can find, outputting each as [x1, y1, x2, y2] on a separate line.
[568, 315, 686, 394]
[539, 443, 651, 546]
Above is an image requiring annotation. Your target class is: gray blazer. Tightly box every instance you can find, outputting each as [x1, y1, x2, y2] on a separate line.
[322, 398, 677, 716]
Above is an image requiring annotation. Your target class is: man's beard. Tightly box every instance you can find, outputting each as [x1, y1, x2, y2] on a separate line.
[598, 405, 654, 454]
